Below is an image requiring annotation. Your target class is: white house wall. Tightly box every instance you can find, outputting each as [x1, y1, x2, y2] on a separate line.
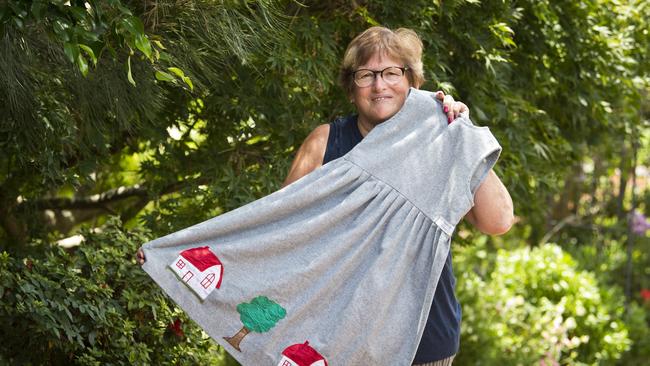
[169, 255, 221, 300]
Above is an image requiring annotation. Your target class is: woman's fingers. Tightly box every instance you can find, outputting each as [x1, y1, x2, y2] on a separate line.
[434, 90, 454, 124]
[136, 248, 146, 265]
[443, 94, 455, 123]
[454, 101, 469, 118]
[434, 91, 470, 123]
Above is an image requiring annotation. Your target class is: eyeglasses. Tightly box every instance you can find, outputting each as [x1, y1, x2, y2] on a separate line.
[352, 66, 409, 88]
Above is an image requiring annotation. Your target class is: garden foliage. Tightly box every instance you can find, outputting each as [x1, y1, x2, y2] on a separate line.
[455, 242, 633, 365]
[0, 218, 235, 365]
[0, 0, 648, 364]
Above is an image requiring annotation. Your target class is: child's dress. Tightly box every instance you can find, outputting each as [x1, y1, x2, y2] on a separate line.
[141, 88, 501, 366]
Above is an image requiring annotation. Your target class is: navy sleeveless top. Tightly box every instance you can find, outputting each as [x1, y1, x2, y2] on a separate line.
[323, 115, 461, 362]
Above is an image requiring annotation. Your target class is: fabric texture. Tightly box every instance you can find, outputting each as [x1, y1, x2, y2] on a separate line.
[324, 114, 461, 362]
[140, 88, 501, 366]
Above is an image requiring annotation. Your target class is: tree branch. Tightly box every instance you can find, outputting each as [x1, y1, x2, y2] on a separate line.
[31, 185, 148, 210]
[27, 175, 213, 212]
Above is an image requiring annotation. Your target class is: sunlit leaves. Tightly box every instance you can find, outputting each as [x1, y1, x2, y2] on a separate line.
[456, 242, 632, 364]
[127, 55, 136, 86]
[2, 1, 172, 81]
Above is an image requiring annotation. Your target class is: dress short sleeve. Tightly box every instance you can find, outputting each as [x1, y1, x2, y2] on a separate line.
[438, 115, 502, 226]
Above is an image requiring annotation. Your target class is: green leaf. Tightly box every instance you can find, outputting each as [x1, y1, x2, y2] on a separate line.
[79, 44, 97, 66]
[182, 76, 194, 91]
[245, 134, 270, 145]
[167, 67, 185, 78]
[30, 2, 46, 20]
[134, 33, 152, 60]
[78, 29, 100, 43]
[12, 16, 23, 29]
[119, 18, 135, 35]
[115, 2, 133, 16]
[356, 7, 379, 26]
[8, 3, 27, 18]
[152, 40, 166, 50]
[52, 20, 70, 41]
[120, 16, 144, 35]
[69, 6, 87, 21]
[127, 55, 136, 86]
[158, 51, 171, 62]
[154, 70, 175, 82]
[88, 331, 97, 346]
[63, 42, 79, 64]
[77, 53, 89, 77]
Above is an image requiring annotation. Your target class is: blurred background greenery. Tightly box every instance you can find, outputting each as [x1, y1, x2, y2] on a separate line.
[0, 0, 648, 364]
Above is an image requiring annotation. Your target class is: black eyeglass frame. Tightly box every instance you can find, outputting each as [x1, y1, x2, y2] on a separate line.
[351, 66, 410, 87]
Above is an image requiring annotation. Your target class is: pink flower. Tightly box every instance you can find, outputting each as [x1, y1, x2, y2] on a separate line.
[631, 211, 650, 235]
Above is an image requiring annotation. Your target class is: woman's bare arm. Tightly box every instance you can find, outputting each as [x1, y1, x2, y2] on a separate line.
[281, 124, 330, 188]
[464, 170, 514, 235]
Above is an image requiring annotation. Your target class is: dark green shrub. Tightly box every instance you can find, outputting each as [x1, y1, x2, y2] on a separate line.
[0, 218, 236, 365]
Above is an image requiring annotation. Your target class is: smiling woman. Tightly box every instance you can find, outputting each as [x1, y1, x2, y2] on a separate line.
[280, 26, 513, 366]
[137, 25, 513, 366]
[341, 28, 424, 133]
[349, 53, 411, 132]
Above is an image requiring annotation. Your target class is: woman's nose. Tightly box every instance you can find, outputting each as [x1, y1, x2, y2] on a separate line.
[371, 74, 387, 89]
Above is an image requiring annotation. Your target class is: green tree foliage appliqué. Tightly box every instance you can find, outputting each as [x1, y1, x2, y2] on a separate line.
[224, 296, 287, 352]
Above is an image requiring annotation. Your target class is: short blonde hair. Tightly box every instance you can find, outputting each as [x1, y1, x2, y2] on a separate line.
[339, 26, 425, 95]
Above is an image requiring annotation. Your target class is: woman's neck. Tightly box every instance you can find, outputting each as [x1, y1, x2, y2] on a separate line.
[356, 115, 379, 137]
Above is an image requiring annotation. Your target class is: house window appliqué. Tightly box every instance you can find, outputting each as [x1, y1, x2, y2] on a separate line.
[182, 271, 193, 282]
[176, 259, 186, 269]
[200, 273, 215, 289]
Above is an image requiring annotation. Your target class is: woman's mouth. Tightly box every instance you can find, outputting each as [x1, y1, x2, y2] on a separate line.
[371, 95, 392, 102]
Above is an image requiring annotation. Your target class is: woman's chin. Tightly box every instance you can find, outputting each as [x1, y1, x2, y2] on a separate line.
[371, 110, 399, 124]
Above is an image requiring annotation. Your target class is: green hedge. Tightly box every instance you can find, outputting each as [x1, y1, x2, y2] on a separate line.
[0, 218, 234, 365]
[455, 241, 632, 365]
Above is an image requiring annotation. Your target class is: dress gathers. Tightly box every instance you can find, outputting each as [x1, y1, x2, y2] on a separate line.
[141, 88, 501, 366]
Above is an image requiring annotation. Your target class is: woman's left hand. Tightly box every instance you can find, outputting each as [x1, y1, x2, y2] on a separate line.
[434, 91, 469, 124]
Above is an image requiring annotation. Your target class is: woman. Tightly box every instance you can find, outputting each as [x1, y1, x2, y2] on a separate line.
[139, 26, 514, 366]
[281, 26, 514, 366]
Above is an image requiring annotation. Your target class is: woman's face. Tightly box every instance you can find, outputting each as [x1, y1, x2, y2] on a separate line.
[351, 52, 411, 127]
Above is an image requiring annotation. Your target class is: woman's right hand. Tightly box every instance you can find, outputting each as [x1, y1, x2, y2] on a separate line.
[136, 248, 146, 265]
[434, 91, 469, 123]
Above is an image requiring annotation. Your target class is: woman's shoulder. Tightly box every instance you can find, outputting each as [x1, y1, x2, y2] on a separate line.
[310, 123, 330, 142]
[300, 123, 330, 156]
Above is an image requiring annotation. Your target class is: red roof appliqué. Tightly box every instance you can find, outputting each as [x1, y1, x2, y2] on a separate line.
[281, 341, 327, 366]
[180, 246, 221, 272]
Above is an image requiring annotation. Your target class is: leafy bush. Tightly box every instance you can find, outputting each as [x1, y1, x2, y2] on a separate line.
[0, 218, 236, 365]
[566, 233, 650, 365]
[455, 242, 631, 365]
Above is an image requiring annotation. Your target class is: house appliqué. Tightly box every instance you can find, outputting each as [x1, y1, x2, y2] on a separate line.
[277, 341, 328, 366]
[170, 246, 223, 300]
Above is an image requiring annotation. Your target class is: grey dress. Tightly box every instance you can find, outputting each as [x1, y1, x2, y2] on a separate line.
[141, 88, 501, 366]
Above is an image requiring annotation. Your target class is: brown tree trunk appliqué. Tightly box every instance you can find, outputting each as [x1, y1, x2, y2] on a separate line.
[224, 326, 250, 351]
